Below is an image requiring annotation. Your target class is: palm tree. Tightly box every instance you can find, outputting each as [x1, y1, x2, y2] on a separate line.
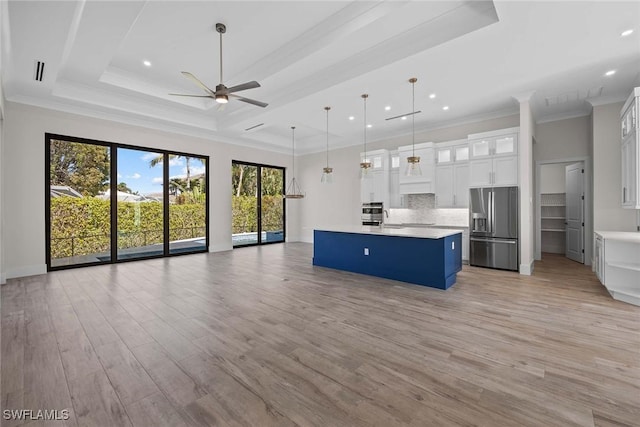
[149, 154, 203, 189]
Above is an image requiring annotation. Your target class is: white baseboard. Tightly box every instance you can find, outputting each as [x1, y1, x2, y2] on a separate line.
[209, 244, 232, 253]
[6, 264, 47, 280]
[519, 260, 534, 276]
[611, 290, 640, 307]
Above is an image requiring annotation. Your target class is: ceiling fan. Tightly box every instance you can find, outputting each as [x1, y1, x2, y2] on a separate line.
[170, 23, 268, 108]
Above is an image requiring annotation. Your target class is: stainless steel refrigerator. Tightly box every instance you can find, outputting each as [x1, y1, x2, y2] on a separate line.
[469, 186, 519, 271]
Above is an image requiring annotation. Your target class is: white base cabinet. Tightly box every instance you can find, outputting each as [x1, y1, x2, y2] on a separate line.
[594, 231, 640, 306]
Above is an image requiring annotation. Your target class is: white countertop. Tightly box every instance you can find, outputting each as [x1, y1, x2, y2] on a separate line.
[595, 231, 640, 243]
[385, 223, 468, 229]
[315, 226, 462, 239]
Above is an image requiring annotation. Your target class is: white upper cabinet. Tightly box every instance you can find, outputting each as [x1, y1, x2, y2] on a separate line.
[470, 131, 518, 160]
[360, 149, 390, 206]
[398, 142, 435, 194]
[388, 150, 407, 208]
[621, 87, 640, 209]
[434, 139, 469, 208]
[468, 127, 519, 188]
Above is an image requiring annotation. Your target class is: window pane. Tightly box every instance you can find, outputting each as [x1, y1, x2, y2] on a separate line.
[261, 167, 284, 243]
[116, 148, 164, 260]
[49, 139, 111, 267]
[473, 140, 490, 157]
[438, 149, 451, 163]
[455, 146, 469, 161]
[169, 156, 207, 254]
[495, 136, 514, 154]
[232, 163, 258, 246]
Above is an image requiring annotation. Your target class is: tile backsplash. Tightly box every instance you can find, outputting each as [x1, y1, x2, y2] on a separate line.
[388, 194, 468, 226]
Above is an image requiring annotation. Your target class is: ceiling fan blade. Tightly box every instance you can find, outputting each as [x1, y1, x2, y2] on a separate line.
[226, 81, 261, 94]
[169, 93, 214, 98]
[230, 94, 268, 108]
[181, 71, 215, 95]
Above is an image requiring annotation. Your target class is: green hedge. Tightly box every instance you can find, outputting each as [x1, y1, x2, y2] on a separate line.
[232, 195, 283, 234]
[51, 196, 283, 259]
[50, 198, 205, 259]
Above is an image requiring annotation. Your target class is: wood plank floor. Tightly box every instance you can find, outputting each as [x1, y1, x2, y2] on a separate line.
[2, 245, 639, 427]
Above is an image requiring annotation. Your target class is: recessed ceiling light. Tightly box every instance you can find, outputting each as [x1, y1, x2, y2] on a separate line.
[605, 70, 616, 76]
[143, 60, 152, 67]
[385, 106, 391, 111]
[367, 124, 372, 128]
[429, 93, 436, 99]
[442, 106, 449, 111]
[621, 29, 634, 37]
[349, 116, 355, 121]
[401, 116, 407, 120]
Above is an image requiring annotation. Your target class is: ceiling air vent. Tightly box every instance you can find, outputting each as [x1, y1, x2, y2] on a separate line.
[33, 61, 45, 82]
[244, 123, 264, 131]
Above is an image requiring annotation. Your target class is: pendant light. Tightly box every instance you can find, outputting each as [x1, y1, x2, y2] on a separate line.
[359, 94, 372, 177]
[284, 126, 304, 199]
[405, 77, 422, 177]
[321, 106, 333, 184]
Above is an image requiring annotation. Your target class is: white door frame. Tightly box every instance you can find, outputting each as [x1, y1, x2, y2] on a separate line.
[535, 156, 592, 265]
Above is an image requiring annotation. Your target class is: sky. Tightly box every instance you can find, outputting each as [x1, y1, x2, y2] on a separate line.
[116, 148, 206, 195]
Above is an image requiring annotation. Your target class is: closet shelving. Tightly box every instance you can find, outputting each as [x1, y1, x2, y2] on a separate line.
[541, 193, 565, 253]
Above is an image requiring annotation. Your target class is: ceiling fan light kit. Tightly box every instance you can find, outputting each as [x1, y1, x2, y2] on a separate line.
[170, 23, 268, 108]
[405, 77, 422, 177]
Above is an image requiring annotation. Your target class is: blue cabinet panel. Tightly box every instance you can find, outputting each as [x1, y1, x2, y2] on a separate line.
[313, 231, 462, 289]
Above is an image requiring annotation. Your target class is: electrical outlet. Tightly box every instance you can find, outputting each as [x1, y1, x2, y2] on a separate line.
[364, 248, 369, 256]
[451, 241, 455, 250]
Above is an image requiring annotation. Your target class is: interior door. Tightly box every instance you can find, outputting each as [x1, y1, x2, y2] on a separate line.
[565, 162, 584, 263]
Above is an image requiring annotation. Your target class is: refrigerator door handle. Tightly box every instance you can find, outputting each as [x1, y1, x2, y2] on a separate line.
[470, 237, 517, 244]
[487, 189, 493, 235]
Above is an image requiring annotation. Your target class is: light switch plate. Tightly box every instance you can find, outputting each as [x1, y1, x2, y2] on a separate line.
[364, 248, 369, 255]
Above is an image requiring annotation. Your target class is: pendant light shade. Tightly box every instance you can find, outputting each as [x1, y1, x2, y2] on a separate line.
[405, 77, 422, 177]
[360, 94, 372, 178]
[284, 126, 305, 199]
[321, 106, 333, 184]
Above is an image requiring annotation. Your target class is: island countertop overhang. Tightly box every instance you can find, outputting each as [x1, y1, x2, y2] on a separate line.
[314, 226, 462, 240]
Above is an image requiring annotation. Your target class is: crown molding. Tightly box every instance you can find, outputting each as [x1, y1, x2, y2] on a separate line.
[536, 109, 592, 124]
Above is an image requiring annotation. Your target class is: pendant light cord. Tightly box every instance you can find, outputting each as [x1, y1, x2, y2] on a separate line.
[363, 95, 368, 158]
[412, 80, 415, 157]
[291, 126, 295, 179]
[326, 108, 330, 168]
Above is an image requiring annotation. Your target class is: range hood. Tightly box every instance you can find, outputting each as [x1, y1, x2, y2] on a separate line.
[399, 181, 434, 195]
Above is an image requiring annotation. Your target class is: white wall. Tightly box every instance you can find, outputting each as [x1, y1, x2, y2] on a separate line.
[534, 115, 591, 161]
[296, 114, 520, 242]
[540, 163, 567, 193]
[2, 102, 291, 279]
[592, 102, 637, 231]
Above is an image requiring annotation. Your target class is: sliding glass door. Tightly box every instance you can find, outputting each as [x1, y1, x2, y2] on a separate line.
[116, 147, 165, 260]
[232, 161, 285, 247]
[48, 138, 111, 267]
[46, 134, 209, 270]
[261, 166, 285, 243]
[169, 155, 207, 254]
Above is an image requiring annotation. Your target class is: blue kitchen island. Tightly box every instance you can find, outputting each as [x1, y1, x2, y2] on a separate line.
[313, 226, 462, 289]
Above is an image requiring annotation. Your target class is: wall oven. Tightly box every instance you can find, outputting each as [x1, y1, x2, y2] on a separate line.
[362, 202, 384, 226]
